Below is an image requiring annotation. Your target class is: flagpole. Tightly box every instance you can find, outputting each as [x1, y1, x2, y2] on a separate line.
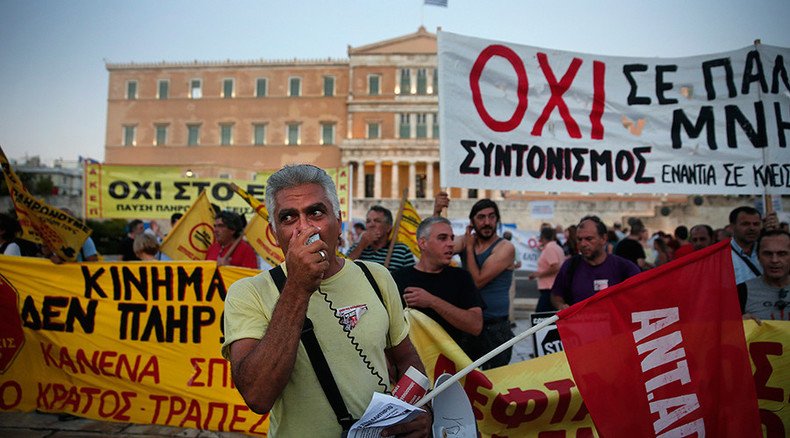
[415, 314, 560, 408]
[384, 187, 409, 268]
[753, 38, 773, 218]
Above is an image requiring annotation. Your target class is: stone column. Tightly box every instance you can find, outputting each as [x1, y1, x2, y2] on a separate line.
[408, 162, 416, 199]
[425, 161, 434, 198]
[356, 161, 365, 199]
[391, 161, 400, 199]
[374, 161, 382, 199]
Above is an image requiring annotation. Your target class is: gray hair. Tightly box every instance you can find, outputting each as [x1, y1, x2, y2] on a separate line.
[264, 164, 340, 230]
[416, 216, 452, 240]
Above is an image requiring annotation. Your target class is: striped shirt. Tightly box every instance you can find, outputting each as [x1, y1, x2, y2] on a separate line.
[349, 242, 415, 272]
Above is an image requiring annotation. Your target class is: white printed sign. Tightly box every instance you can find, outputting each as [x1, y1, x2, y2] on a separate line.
[438, 31, 790, 194]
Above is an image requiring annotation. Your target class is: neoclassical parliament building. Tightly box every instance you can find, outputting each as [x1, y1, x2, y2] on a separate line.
[104, 27, 510, 218]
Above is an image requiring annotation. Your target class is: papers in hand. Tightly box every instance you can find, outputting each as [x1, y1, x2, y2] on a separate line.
[347, 392, 425, 437]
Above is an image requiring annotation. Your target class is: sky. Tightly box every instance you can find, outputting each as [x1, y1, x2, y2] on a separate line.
[1, 0, 788, 165]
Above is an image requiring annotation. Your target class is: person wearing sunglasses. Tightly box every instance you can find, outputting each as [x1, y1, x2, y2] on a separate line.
[739, 230, 790, 323]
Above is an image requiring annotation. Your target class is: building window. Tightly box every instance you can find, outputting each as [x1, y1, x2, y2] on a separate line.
[416, 69, 428, 95]
[219, 173, 231, 179]
[399, 69, 411, 95]
[289, 77, 301, 97]
[286, 123, 300, 145]
[399, 113, 411, 139]
[190, 79, 202, 99]
[220, 124, 234, 145]
[253, 123, 266, 145]
[256, 78, 267, 97]
[367, 122, 380, 139]
[364, 174, 375, 198]
[323, 76, 335, 97]
[158, 80, 169, 99]
[223, 79, 234, 98]
[126, 81, 137, 100]
[321, 122, 335, 145]
[155, 124, 168, 146]
[368, 74, 380, 96]
[416, 114, 427, 138]
[187, 124, 200, 146]
[432, 113, 439, 138]
[123, 125, 136, 146]
[432, 68, 438, 94]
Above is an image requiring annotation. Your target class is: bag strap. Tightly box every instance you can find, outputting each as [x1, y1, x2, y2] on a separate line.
[269, 265, 356, 431]
[731, 243, 761, 277]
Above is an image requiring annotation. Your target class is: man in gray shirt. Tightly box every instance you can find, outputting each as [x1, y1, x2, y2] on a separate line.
[739, 230, 790, 322]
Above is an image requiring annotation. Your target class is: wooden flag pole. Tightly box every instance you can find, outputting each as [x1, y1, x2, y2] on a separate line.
[384, 188, 409, 269]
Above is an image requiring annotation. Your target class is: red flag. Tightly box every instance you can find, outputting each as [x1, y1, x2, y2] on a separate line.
[556, 240, 761, 437]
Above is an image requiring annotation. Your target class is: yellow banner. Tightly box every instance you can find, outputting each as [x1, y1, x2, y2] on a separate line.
[406, 309, 790, 437]
[396, 200, 421, 258]
[2, 257, 785, 437]
[84, 164, 351, 220]
[244, 214, 284, 268]
[0, 257, 266, 434]
[1, 147, 91, 261]
[160, 191, 215, 261]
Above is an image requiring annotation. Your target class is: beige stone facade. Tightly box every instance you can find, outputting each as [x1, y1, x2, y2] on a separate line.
[105, 27, 506, 220]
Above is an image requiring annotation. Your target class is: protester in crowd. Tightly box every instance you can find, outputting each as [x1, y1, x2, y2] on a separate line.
[612, 221, 626, 241]
[222, 164, 430, 436]
[529, 226, 566, 313]
[392, 216, 484, 359]
[730, 206, 769, 284]
[715, 227, 732, 243]
[120, 219, 144, 261]
[605, 230, 619, 254]
[133, 232, 170, 261]
[781, 222, 789, 233]
[551, 216, 641, 309]
[206, 210, 258, 269]
[689, 224, 715, 251]
[352, 222, 365, 243]
[739, 230, 789, 322]
[453, 198, 516, 369]
[562, 225, 578, 256]
[554, 224, 566, 245]
[171, 212, 184, 227]
[347, 205, 415, 272]
[652, 234, 672, 267]
[0, 213, 21, 256]
[672, 225, 694, 258]
[614, 218, 652, 270]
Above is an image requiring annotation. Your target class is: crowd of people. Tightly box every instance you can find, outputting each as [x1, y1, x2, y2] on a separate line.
[1, 162, 788, 436]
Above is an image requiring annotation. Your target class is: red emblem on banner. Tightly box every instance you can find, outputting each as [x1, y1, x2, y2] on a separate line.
[0, 275, 25, 373]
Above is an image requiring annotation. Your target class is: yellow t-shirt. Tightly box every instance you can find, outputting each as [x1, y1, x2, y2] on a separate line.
[222, 260, 410, 437]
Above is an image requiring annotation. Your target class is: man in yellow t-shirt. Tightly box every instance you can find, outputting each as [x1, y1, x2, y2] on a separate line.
[222, 164, 431, 437]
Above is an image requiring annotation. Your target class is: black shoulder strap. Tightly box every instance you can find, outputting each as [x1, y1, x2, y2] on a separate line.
[731, 244, 761, 277]
[269, 265, 356, 431]
[354, 261, 384, 305]
[736, 282, 748, 314]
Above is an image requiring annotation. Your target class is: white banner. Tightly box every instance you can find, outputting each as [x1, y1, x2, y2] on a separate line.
[438, 31, 790, 195]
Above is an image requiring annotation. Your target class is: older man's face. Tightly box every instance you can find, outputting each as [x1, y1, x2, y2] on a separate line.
[271, 183, 340, 255]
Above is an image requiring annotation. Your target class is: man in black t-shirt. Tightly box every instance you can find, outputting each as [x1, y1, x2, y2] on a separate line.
[392, 217, 485, 359]
[614, 218, 651, 270]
